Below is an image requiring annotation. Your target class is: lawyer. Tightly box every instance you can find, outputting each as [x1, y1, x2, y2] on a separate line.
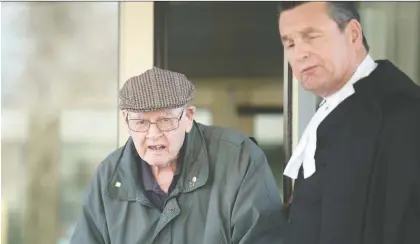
[278, 2, 420, 244]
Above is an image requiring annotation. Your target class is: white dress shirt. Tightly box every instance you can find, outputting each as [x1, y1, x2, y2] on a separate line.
[284, 55, 378, 179]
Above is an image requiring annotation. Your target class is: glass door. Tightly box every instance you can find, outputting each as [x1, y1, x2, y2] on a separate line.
[154, 1, 286, 198]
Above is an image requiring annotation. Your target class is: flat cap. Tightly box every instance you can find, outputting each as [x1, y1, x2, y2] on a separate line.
[119, 67, 196, 112]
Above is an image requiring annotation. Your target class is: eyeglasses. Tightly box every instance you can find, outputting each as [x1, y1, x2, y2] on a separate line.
[126, 110, 184, 132]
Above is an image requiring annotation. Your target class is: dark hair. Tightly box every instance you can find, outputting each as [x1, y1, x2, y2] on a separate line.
[277, 1, 370, 52]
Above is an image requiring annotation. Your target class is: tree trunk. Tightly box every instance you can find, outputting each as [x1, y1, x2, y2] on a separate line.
[24, 113, 61, 244]
[21, 3, 72, 244]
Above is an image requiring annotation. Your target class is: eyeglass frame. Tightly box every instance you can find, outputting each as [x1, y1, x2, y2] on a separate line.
[125, 109, 185, 132]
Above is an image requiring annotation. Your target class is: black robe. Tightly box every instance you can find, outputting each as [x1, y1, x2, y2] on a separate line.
[284, 60, 420, 244]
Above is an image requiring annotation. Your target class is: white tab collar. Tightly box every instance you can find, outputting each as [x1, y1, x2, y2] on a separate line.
[324, 54, 377, 108]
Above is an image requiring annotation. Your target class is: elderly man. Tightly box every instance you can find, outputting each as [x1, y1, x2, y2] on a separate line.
[70, 67, 284, 244]
[278, 2, 420, 244]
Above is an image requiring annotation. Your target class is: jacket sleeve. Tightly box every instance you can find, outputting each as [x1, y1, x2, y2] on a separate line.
[231, 141, 286, 244]
[69, 166, 110, 244]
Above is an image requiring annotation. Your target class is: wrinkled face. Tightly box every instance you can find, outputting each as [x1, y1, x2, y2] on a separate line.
[123, 106, 196, 167]
[279, 2, 364, 97]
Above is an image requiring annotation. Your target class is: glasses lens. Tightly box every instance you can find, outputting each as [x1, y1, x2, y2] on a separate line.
[157, 118, 178, 131]
[129, 120, 149, 132]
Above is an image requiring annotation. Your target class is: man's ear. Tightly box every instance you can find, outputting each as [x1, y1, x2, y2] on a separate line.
[121, 110, 128, 124]
[185, 106, 196, 121]
[121, 110, 132, 134]
[185, 105, 196, 133]
[347, 19, 363, 49]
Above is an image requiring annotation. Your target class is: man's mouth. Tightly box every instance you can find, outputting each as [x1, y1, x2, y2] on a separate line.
[148, 145, 166, 151]
[301, 65, 317, 73]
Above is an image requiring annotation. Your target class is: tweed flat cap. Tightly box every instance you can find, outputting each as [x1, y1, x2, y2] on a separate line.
[119, 67, 196, 112]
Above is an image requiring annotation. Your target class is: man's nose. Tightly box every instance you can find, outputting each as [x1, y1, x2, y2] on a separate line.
[294, 41, 310, 60]
[147, 123, 163, 139]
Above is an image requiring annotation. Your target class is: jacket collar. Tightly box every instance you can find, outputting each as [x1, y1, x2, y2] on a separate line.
[106, 121, 209, 201]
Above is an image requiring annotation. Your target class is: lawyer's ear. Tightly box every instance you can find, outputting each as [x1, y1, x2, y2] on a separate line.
[346, 19, 364, 50]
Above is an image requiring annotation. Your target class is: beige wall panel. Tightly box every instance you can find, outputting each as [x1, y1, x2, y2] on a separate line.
[118, 2, 154, 146]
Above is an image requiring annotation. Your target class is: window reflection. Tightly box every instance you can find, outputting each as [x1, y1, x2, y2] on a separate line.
[1, 2, 119, 244]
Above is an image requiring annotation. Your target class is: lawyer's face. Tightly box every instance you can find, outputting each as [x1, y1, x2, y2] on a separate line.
[278, 2, 363, 97]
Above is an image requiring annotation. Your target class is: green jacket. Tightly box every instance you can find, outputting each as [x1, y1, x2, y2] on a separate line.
[70, 122, 285, 244]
